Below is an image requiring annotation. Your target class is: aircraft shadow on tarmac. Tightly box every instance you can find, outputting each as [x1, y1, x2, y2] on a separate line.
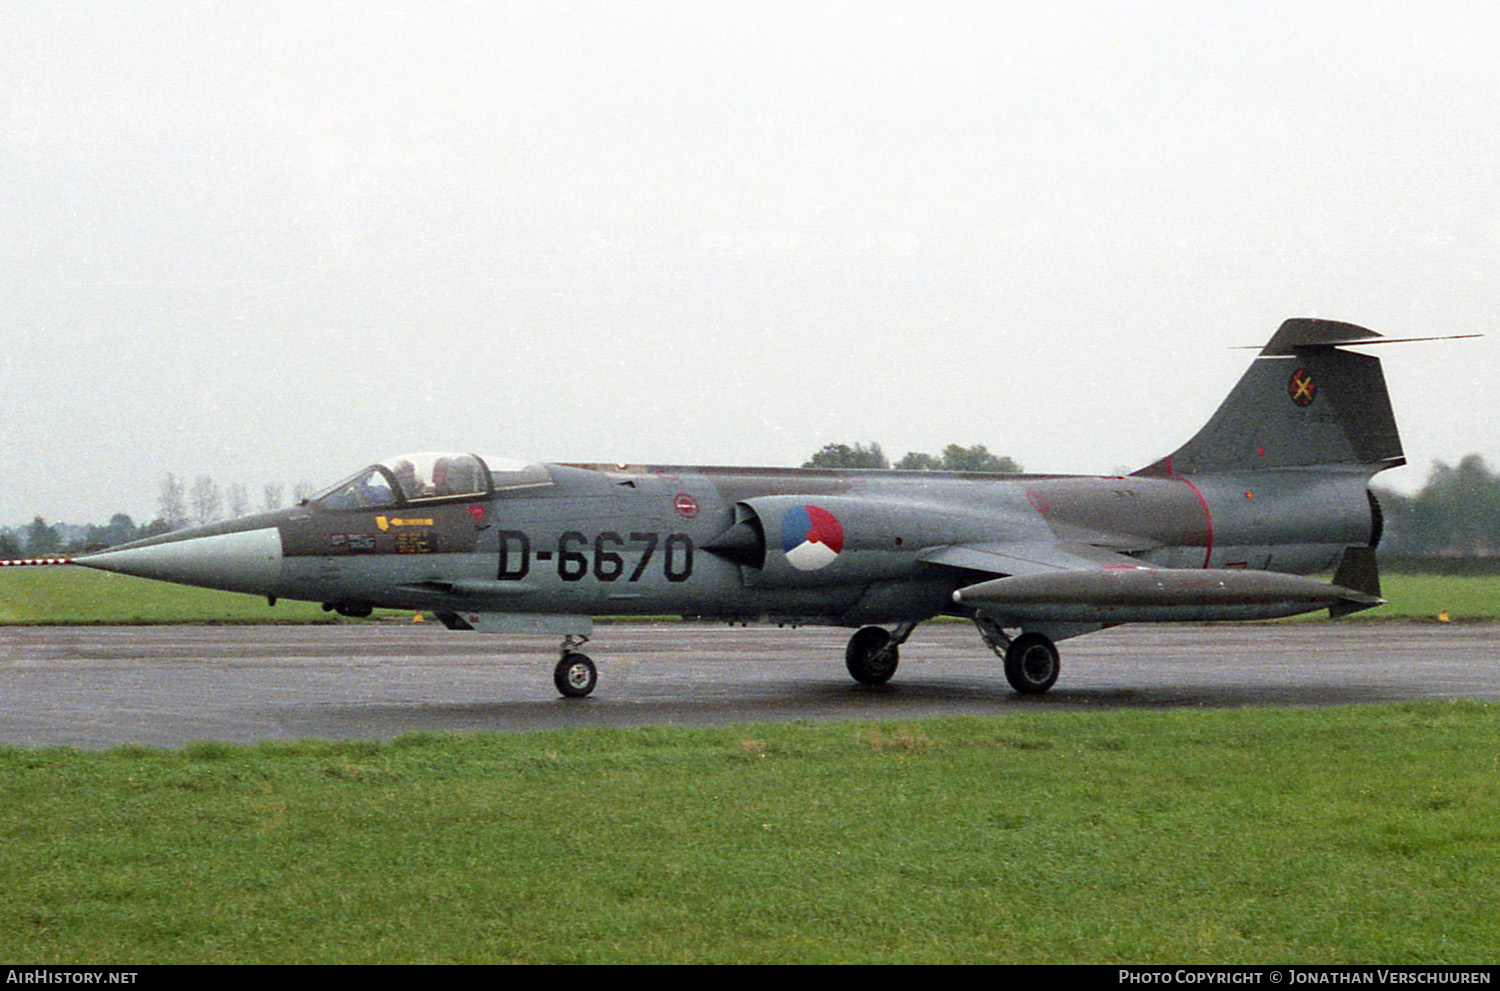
[271, 676, 1414, 741]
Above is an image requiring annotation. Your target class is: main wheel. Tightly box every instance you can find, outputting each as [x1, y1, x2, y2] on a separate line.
[1004, 633, 1060, 694]
[845, 626, 899, 686]
[554, 652, 598, 698]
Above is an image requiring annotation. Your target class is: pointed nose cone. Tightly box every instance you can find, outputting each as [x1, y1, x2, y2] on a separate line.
[75, 525, 283, 596]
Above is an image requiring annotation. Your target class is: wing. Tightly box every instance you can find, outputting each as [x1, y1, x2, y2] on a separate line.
[917, 540, 1144, 576]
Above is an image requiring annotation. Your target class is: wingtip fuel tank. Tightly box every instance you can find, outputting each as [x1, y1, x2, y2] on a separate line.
[951, 567, 1383, 624]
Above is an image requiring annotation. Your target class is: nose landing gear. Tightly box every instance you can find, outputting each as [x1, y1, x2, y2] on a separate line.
[554, 634, 597, 698]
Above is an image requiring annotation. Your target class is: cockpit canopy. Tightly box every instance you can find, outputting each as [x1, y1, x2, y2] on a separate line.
[313, 453, 550, 511]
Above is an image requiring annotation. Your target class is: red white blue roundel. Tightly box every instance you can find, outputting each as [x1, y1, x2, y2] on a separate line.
[781, 505, 845, 571]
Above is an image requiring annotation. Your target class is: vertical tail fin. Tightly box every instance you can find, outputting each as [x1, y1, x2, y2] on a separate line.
[1134, 319, 1406, 477]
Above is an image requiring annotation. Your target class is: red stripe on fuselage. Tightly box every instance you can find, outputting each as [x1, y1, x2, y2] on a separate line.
[1172, 475, 1214, 569]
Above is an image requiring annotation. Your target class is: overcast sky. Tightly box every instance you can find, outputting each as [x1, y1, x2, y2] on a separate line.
[3, 1, 1496, 525]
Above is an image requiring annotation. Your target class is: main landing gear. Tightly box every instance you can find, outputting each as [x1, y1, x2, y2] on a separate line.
[845, 623, 919, 686]
[551, 621, 1063, 698]
[1003, 632, 1061, 694]
[974, 616, 1061, 694]
[554, 634, 597, 698]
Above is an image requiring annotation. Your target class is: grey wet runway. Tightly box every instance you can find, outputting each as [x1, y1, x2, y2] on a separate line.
[0, 622, 1496, 748]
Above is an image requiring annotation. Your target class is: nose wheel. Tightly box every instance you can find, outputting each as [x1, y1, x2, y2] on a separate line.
[554, 635, 597, 698]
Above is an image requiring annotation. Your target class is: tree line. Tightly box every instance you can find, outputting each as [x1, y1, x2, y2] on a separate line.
[151, 474, 316, 532]
[1, 474, 314, 557]
[1375, 455, 1500, 558]
[804, 442, 1023, 473]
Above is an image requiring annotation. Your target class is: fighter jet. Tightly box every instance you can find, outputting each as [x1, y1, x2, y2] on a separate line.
[59, 319, 1425, 697]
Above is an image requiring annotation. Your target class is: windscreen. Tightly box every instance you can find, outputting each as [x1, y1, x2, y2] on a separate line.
[312, 467, 399, 511]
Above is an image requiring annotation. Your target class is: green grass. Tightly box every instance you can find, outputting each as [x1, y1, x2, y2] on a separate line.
[1372, 572, 1500, 622]
[3, 567, 1498, 625]
[0, 703, 1496, 963]
[0, 568, 404, 624]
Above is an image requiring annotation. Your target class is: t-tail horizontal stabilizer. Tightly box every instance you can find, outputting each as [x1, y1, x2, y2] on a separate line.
[951, 567, 1383, 624]
[1135, 318, 1406, 477]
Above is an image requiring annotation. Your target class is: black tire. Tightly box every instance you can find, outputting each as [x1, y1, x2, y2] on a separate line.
[554, 652, 597, 698]
[845, 626, 899, 686]
[1004, 633, 1060, 694]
